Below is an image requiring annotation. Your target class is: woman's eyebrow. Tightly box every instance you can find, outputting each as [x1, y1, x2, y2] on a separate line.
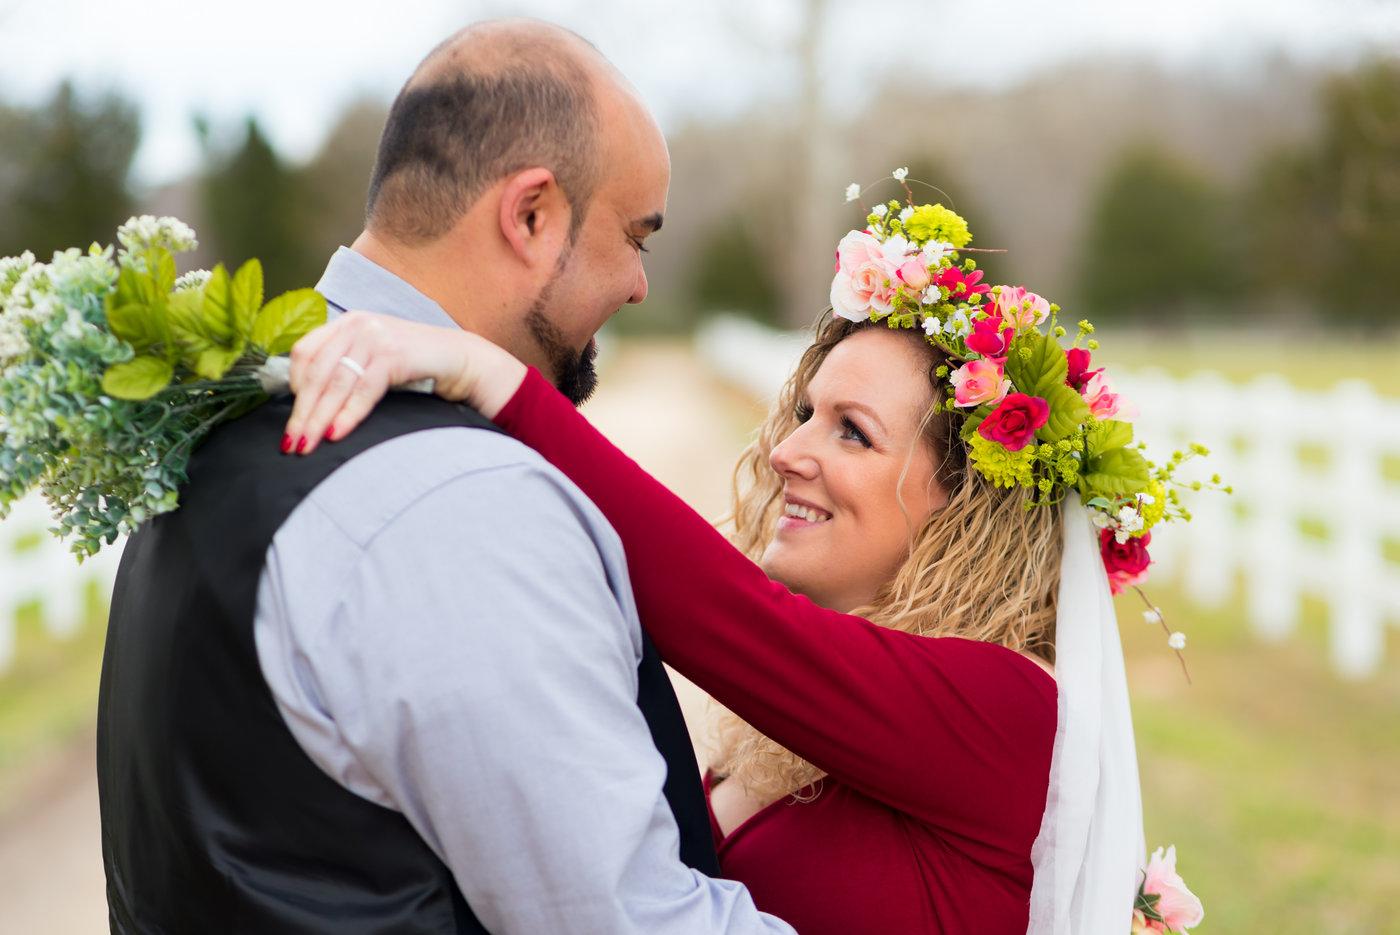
[832, 400, 887, 434]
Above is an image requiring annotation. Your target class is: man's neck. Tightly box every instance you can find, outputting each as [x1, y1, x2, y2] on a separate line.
[349, 230, 478, 334]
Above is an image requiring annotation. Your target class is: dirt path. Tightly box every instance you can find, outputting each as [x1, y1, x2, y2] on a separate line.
[0, 341, 756, 933]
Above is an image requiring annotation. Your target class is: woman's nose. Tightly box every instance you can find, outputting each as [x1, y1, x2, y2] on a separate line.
[769, 425, 819, 481]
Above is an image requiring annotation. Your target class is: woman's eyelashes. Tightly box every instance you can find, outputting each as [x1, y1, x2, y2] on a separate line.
[794, 401, 873, 449]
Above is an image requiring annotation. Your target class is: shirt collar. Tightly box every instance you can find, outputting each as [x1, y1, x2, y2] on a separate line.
[314, 246, 459, 330]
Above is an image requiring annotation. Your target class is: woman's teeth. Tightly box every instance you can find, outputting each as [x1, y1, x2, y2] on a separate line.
[784, 502, 832, 523]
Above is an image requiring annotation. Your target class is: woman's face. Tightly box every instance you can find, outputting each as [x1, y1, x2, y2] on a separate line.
[760, 327, 949, 612]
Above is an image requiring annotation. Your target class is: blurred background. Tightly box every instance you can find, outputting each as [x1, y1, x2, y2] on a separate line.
[2, 0, 1398, 931]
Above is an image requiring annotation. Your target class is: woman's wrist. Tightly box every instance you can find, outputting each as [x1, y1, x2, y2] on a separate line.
[435, 331, 527, 420]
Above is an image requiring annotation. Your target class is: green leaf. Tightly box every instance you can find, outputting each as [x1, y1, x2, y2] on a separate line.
[251, 288, 327, 355]
[1005, 329, 1068, 399]
[102, 355, 174, 400]
[230, 259, 264, 337]
[1037, 384, 1090, 442]
[192, 344, 246, 381]
[1081, 446, 1151, 498]
[960, 403, 994, 440]
[149, 248, 177, 295]
[166, 289, 215, 353]
[202, 264, 235, 341]
[1086, 418, 1134, 457]
[105, 301, 161, 351]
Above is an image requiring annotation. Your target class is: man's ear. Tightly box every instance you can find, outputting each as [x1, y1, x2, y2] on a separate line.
[498, 167, 570, 267]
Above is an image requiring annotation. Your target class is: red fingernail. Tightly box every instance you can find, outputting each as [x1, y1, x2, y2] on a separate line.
[324, 425, 337, 442]
[280, 433, 293, 454]
[295, 436, 308, 454]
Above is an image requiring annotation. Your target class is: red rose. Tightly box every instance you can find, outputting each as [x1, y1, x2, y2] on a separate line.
[1066, 347, 1098, 391]
[1100, 528, 1152, 595]
[966, 315, 1013, 359]
[977, 393, 1050, 451]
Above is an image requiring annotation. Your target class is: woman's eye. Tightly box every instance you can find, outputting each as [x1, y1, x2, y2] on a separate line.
[841, 417, 872, 448]
[794, 402, 813, 423]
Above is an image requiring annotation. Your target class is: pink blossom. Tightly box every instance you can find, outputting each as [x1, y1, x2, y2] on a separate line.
[990, 285, 1051, 329]
[896, 255, 932, 291]
[1101, 528, 1151, 595]
[1082, 370, 1138, 421]
[934, 265, 989, 301]
[831, 230, 900, 321]
[1066, 347, 1097, 391]
[1141, 846, 1204, 932]
[949, 359, 1011, 408]
[966, 315, 1013, 359]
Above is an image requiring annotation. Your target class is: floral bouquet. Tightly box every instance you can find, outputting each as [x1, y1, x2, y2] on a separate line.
[0, 216, 324, 558]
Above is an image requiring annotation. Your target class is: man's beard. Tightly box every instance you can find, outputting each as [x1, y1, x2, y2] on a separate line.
[524, 249, 600, 407]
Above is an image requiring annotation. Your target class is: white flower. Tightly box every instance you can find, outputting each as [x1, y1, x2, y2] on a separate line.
[872, 204, 888, 218]
[920, 289, 938, 307]
[921, 315, 941, 336]
[1167, 632, 1187, 651]
[948, 309, 972, 337]
[116, 215, 198, 257]
[1143, 609, 1163, 625]
[880, 234, 912, 261]
[892, 166, 909, 182]
[1090, 511, 1116, 530]
[1138, 493, 1156, 506]
[175, 269, 212, 293]
[1115, 505, 1145, 542]
[844, 183, 862, 203]
[921, 242, 954, 265]
[898, 206, 914, 224]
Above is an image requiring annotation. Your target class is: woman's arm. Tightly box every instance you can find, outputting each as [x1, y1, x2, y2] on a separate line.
[285, 316, 1056, 840]
[495, 368, 1056, 835]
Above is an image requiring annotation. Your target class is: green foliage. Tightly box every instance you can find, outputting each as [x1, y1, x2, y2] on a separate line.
[1082, 445, 1151, 498]
[251, 288, 325, 355]
[1006, 329, 1068, 397]
[101, 355, 174, 400]
[1078, 146, 1242, 322]
[1037, 383, 1090, 442]
[0, 84, 139, 260]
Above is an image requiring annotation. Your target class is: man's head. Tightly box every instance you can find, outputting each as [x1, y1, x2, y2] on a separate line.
[360, 19, 669, 404]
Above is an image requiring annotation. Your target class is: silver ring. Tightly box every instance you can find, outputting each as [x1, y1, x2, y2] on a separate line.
[338, 355, 366, 379]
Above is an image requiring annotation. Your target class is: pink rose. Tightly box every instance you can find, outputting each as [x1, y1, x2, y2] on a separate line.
[896, 255, 932, 291]
[831, 230, 900, 321]
[1101, 528, 1151, 595]
[949, 358, 1011, 408]
[1141, 846, 1204, 932]
[966, 315, 1013, 359]
[990, 285, 1051, 329]
[977, 393, 1049, 451]
[1082, 370, 1138, 422]
[934, 265, 990, 300]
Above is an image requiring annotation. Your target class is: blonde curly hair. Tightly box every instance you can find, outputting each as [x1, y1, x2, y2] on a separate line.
[711, 313, 1063, 802]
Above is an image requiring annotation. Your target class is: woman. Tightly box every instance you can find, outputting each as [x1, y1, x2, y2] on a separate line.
[283, 199, 1157, 934]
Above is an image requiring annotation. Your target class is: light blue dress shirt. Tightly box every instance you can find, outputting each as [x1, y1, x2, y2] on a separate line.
[252, 248, 793, 934]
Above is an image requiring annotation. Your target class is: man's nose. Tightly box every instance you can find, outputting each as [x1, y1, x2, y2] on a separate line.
[627, 264, 649, 305]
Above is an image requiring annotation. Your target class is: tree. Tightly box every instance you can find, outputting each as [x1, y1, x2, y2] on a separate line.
[197, 116, 317, 294]
[0, 83, 139, 258]
[1077, 146, 1240, 322]
[689, 211, 784, 327]
[1247, 59, 1400, 323]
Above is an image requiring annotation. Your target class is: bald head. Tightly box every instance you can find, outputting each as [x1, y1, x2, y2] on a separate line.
[367, 19, 624, 243]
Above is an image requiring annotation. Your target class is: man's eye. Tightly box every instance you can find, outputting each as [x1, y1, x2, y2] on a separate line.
[630, 237, 650, 254]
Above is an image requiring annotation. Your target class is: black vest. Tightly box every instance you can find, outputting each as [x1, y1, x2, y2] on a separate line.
[97, 393, 719, 933]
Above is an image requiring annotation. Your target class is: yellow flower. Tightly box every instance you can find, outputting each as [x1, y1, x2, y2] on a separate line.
[969, 434, 1035, 489]
[1140, 479, 1166, 529]
[904, 204, 972, 248]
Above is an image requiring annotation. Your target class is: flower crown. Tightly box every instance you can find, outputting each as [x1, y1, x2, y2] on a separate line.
[831, 170, 1228, 666]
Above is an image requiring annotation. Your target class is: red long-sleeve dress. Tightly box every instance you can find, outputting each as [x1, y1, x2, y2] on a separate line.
[494, 368, 1058, 935]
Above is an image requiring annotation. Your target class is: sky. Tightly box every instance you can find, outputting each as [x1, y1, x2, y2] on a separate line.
[2, 0, 1398, 186]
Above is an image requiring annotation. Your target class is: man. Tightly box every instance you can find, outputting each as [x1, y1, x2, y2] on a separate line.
[97, 19, 793, 934]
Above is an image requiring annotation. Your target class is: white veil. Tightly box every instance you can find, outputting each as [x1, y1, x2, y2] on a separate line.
[1027, 493, 1146, 933]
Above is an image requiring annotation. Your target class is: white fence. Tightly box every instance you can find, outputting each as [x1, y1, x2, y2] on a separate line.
[696, 316, 1400, 678]
[0, 494, 123, 673]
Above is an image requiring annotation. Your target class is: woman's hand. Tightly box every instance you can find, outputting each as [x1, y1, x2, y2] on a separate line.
[283, 311, 527, 455]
